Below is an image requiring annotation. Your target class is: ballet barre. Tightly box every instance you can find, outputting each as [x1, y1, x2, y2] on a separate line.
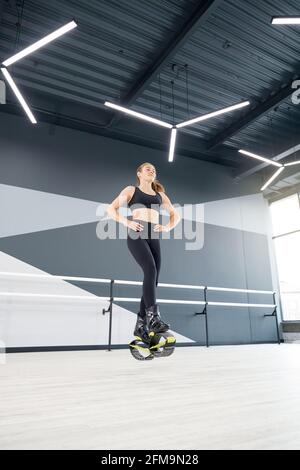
[0, 272, 280, 350]
[195, 287, 279, 347]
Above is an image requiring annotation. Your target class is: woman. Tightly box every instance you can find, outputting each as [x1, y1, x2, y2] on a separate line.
[106, 162, 181, 343]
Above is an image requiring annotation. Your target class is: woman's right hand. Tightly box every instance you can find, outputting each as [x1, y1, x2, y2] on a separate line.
[126, 220, 144, 232]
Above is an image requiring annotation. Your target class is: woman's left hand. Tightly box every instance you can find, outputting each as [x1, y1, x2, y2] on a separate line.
[153, 224, 169, 232]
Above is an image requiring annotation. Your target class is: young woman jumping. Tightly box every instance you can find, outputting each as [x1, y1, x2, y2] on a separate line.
[106, 162, 181, 342]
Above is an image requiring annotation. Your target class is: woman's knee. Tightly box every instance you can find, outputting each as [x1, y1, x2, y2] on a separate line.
[144, 261, 157, 279]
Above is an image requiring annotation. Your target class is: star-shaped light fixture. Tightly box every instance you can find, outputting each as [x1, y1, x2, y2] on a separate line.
[239, 149, 300, 190]
[105, 100, 250, 162]
[1, 20, 77, 124]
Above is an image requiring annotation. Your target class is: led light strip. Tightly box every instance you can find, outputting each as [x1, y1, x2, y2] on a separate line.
[272, 17, 300, 25]
[2, 20, 78, 67]
[239, 149, 283, 168]
[261, 167, 285, 191]
[284, 160, 300, 167]
[168, 128, 177, 162]
[104, 101, 173, 128]
[176, 101, 250, 128]
[1, 67, 37, 123]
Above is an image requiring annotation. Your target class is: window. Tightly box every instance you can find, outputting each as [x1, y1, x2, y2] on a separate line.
[270, 194, 300, 320]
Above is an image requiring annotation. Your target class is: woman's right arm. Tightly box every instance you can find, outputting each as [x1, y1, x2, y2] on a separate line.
[106, 186, 144, 232]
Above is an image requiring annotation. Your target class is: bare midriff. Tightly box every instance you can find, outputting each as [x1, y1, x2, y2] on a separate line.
[132, 208, 159, 224]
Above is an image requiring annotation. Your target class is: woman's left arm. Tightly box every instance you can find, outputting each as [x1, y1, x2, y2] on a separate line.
[154, 192, 181, 232]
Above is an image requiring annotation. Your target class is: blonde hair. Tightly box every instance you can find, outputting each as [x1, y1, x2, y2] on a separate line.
[136, 162, 165, 193]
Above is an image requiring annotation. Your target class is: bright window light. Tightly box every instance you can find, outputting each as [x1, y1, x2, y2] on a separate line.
[261, 167, 285, 191]
[274, 233, 300, 321]
[272, 17, 300, 25]
[176, 101, 250, 128]
[270, 194, 300, 237]
[239, 149, 283, 167]
[168, 128, 177, 162]
[2, 20, 78, 67]
[104, 101, 173, 128]
[270, 195, 300, 321]
[1, 67, 37, 124]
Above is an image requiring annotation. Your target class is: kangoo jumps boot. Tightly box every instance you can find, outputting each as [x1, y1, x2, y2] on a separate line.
[145, 304, 170, 334]
[133, 313, 150, 343]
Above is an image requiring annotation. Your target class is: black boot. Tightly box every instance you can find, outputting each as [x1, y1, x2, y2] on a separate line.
[145, 304, 170, 334]
[133, 313, 150, 343]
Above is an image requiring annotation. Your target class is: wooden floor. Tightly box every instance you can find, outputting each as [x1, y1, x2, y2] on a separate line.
[1, 344, 300, 450]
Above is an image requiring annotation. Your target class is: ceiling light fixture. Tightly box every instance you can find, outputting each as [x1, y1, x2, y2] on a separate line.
[1, 67, 37, 123]
[104, 101, 173, 128]
[168, 128, 177, 162]
[272, 16, 300, 25]
[238, 149, 283, 167]
[176, 101, 250, 128]
[261, 167, 285, 191]
[105, 100, 250, 162]
[239, 147, 300, 190]
[284, 160, 300, 167]
[1, 20, 77, 123]
[2, 20, 78, 67]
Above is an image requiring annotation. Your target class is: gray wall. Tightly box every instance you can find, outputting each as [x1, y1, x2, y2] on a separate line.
[0, 113, 280, 349]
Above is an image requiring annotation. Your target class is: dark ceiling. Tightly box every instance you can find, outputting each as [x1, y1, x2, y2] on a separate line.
[0, 0, 300, 195]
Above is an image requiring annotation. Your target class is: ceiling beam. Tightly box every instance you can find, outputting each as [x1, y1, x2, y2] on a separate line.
[106, 0, 222, 127]
[234, 144, 300, 181]
[206, 78, 300, 151]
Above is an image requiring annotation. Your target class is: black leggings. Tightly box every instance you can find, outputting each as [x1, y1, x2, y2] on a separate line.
[127, 219, 161, 316]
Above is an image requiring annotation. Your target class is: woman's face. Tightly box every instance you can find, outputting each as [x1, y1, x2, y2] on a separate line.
[138, 165, 156, 182]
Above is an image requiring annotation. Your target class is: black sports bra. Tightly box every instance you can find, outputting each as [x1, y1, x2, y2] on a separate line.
[128, 186, 162, 212]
